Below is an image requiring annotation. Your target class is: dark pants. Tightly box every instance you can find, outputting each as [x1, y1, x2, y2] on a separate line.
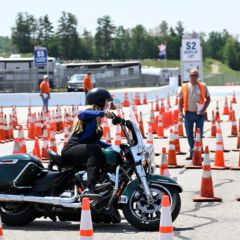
[62, 144, 104, 187]
[184, 112, 205, 153]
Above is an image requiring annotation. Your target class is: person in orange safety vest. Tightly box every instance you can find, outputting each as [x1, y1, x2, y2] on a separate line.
[179, 68, 211, 160]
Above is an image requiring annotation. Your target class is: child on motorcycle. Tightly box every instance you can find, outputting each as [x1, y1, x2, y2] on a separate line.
[61, 88, 114, 194]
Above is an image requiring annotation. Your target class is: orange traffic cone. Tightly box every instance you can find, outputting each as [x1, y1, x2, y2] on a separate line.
[178, 113, 185, 138]
[134, 92, 141, 105]
[149, 105, 157, 134]
[158, 195, 174, 240]
[155, 96, 159, 112]
[114, 124, 122, 145]
[168, 129, 183, 168]
[212, 128, 229, 170]
[146, 123, 154, 146]
[193, 146, 222, 202]
[210, 116, 217, 138]
[63, 125, 71, 146]
[80, 197, 94, 240]
[215, 101, 220, 122]
[229, 111, 237, 137]
[156, 113, 166, 138]
[186, 128, 202, 169]
[229, 101, 233, 121]
[222, 97, 229, 115]
[50, 129, 58, 153]
[173, 121, 186, 155]
[8, 114, 14, 140]
[231, 90, 237, 104]
[27, 113, 35, 140]
[143, 93, 147, 105]
[159, 147, 171, 177]
[105, 130, 112, 144]
[41, 140, 49, 161]
[0, 213, 3, 239]
[18, 125, 27, 153]
[13, 138, 21, 154]
[138, 112, 146, 138]
[33, 137, 41, 159]
[159, 98, 165, 114]
[233, 122, 240, 151]
[123, 92, 130, 107]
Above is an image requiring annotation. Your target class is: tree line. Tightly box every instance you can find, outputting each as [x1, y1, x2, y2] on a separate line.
[0, 12, 240, 70]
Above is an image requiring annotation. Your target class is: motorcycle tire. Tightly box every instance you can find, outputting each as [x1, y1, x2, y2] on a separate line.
[0, 202, 38, 226]
[122, 182, 181, 231]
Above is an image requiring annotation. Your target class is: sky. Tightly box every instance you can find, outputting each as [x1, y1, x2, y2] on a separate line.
[1, 0, 240, 37]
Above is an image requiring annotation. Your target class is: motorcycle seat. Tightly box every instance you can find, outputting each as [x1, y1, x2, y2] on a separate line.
[47, 149, 65, 168]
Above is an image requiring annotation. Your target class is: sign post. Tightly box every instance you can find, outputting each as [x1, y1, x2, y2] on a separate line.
[180, 33, 203, 83]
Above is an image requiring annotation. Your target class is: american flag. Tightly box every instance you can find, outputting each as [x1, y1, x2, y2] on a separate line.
[158, 44, 166, 58]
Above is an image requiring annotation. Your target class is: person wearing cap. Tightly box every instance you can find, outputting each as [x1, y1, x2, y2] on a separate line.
[39, 74, 51, 113]
[179, 68, 211, 160]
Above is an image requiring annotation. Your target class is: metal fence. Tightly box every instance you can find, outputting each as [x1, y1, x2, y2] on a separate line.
[0, 67, 169, 93]
[204, 73, 240, 86]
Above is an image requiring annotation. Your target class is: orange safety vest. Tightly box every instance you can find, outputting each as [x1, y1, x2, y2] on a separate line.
[182, 81, 205, 112]
[83, 75, 93, 91]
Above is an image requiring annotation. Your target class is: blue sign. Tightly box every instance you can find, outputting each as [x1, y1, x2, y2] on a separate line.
[34, 47, 48, 66]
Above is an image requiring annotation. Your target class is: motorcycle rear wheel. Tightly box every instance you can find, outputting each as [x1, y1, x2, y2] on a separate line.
[0, 202, 38, 226]
[122, 182, 181, 231]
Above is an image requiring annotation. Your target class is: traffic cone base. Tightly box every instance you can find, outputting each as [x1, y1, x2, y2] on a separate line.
[168, 164, 184, 169]
[193, 196, 222, 202]
[211, 166, 229, 170]
[237, 196, 240, 201]
[230, 166, 240, 170]
[185, 165, 202, 169]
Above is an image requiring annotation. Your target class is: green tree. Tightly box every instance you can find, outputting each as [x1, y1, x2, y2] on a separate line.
[159, 20, 168, 37]
[111, 26, 131, 59]
[205, 30, 229, 61]
[175, 21, 184, 37]
[95, 15, 116, 59]
[81, 29, 94, 60]
[223, 36, 240, 70]
[37, 15, 54, 45]
[11, 12, 37, 53]
[56, 12, 80, 60]
[129, 24, 149, 59]
[0, 37, 13, 54]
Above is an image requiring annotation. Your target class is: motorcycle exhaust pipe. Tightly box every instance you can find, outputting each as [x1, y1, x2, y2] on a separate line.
[0, 187, 81, 209]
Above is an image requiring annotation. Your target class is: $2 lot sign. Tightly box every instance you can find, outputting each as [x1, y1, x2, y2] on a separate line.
[181, 39, 201, 61]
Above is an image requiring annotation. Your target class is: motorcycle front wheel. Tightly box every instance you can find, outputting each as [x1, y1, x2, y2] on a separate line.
[0, 202, 38, 226]
[122, 182, 181, 231]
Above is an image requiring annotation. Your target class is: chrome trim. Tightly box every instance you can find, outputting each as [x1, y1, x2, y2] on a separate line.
[0, 159, 19, 165]
[118, 195, 128, 204]
[0, 186, 81, 209]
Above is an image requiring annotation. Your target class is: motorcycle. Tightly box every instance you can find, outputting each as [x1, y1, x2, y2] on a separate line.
[0, 108, 182, 231]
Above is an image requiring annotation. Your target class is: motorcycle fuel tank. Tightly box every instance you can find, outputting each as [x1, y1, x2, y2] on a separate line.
[102, 148, 122, 169]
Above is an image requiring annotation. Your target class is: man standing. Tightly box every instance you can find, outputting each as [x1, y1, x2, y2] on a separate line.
[40, 74, 51, 113]
[179, 68, 211, 160]
[83, 72, 93, 94]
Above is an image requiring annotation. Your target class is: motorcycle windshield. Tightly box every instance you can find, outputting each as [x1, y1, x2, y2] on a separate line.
[130, 106, 146, 151]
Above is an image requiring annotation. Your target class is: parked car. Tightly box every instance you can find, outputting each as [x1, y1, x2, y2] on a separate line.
[67, 74, 96, 92]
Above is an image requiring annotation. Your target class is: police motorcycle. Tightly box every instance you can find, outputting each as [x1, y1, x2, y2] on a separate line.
[0, 107, 182, 231]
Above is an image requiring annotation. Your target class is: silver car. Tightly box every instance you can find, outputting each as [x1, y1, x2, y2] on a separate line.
[67, 74, 95, 92]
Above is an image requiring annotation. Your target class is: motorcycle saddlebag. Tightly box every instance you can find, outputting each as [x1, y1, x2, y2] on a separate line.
[0, 153, 43, 189]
